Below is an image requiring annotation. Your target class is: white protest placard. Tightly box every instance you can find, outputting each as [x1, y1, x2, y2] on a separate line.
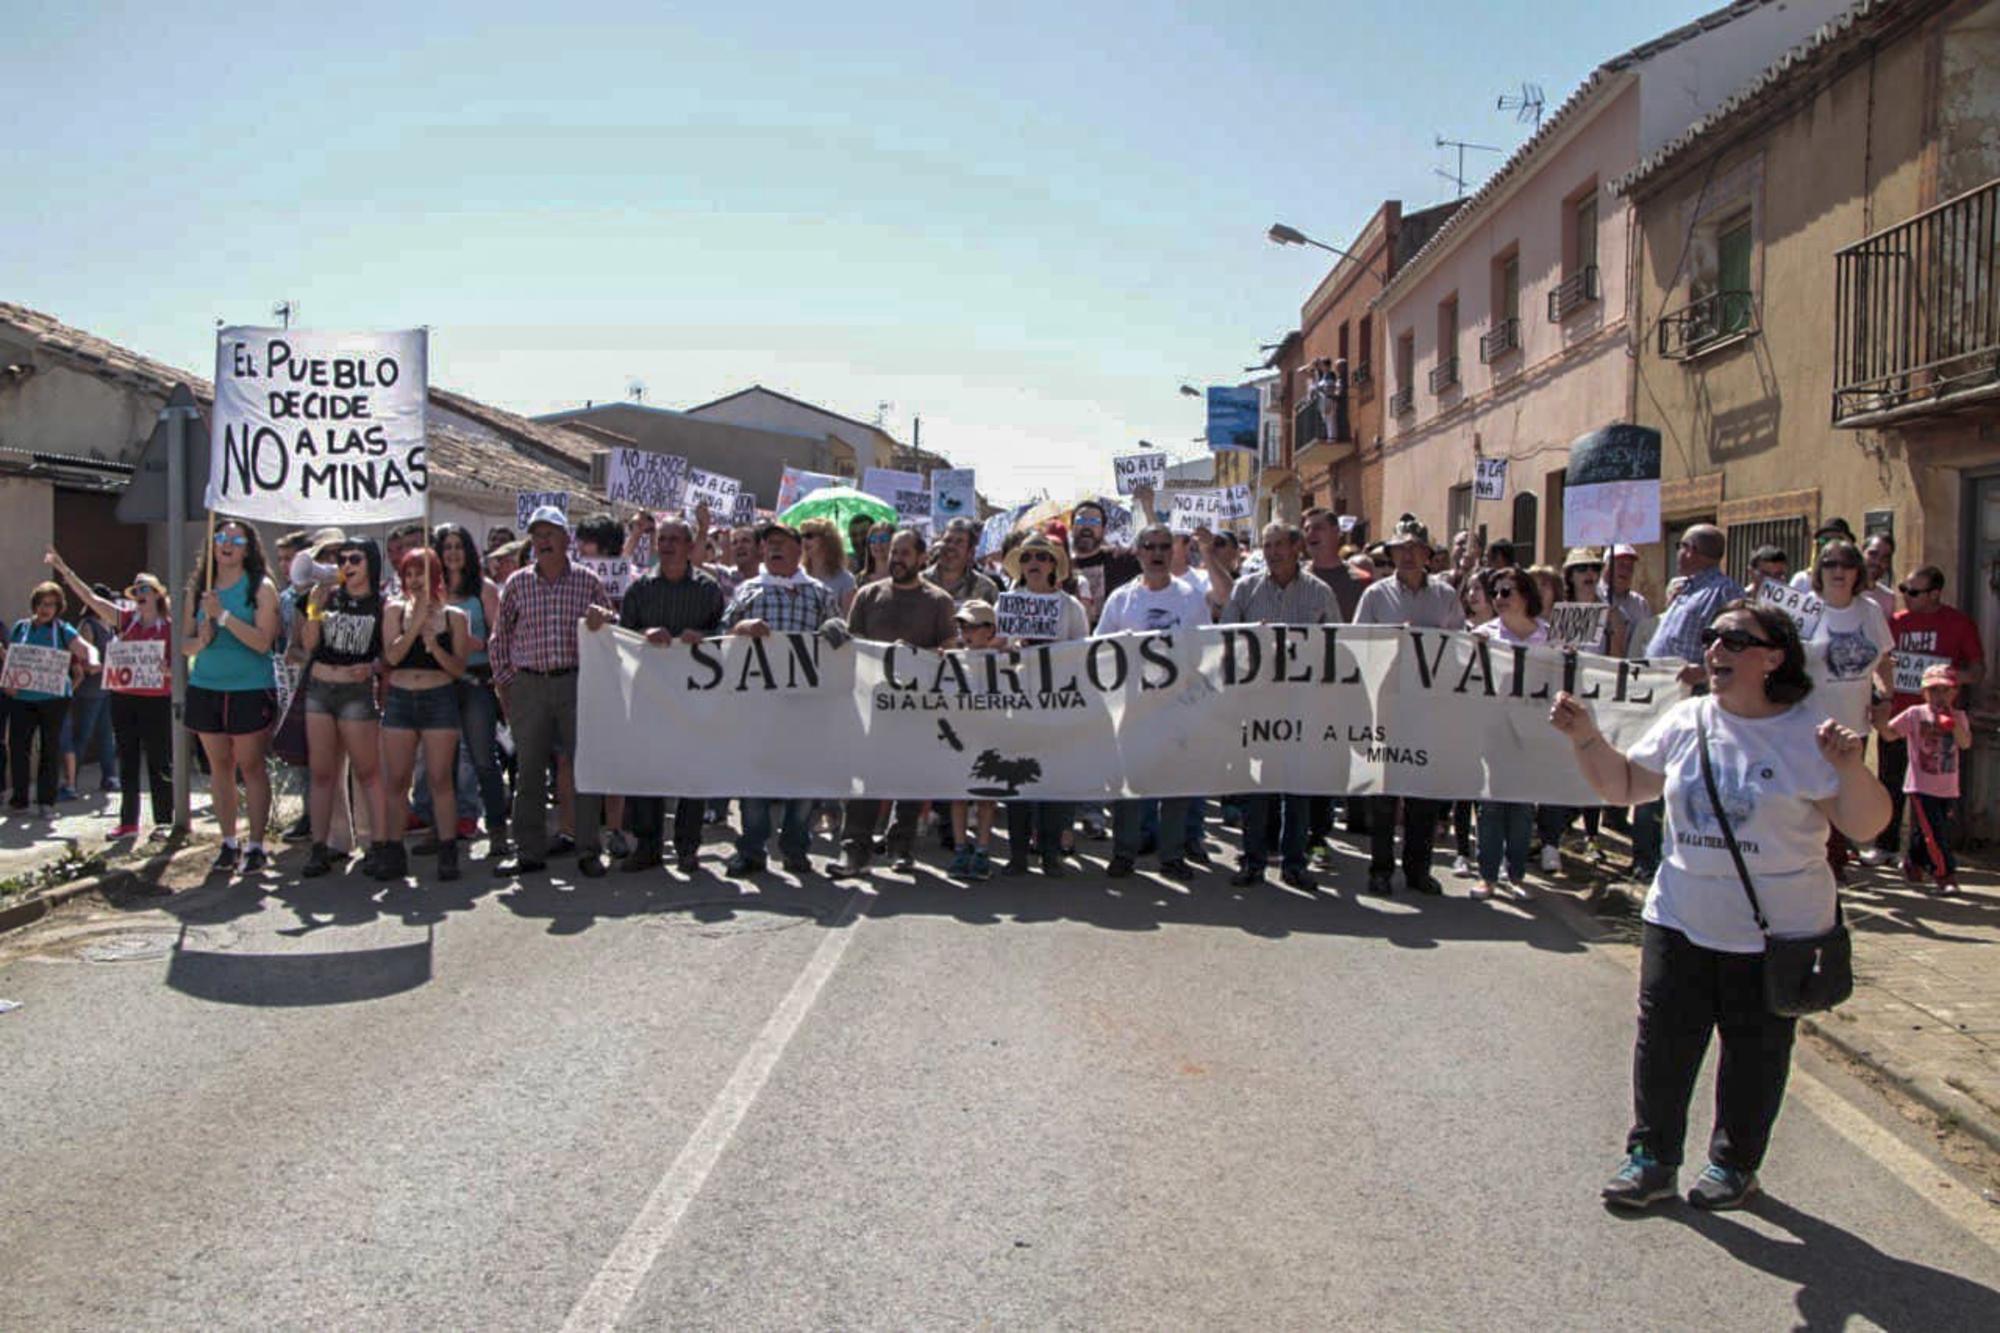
[210, 327, 428, 526]
[1563, 425, 1661, 548]
[1113, 451, 1168, 496]
[1545, 602, 1609, 651]
[1103, 502, 1135, 551]
[931, 468, 977, 523]
[731, 492, 759, 527]
[1755, 577, 1824, 640]
[1474, 457, 1508, 502]
[1221, 483, 1254, 519]
[606, 447, 688, 511]
[863, 467, 924, 507]
[893, 488, 931, 525]
[1893, 651, 1951, 696]
[103, 638, 167, 693]
[977, 509, 1016, 558]
[686, 468, 741, 516]
[1338, 514, 1359, 533]
[575, 557, 635, 603]
[994, 591, 1064, 640]
[1167, 489, 1239, 534]
[776, 466, 837, 513]
[517, 490, 569, 532]
[1, 642, 71, 696]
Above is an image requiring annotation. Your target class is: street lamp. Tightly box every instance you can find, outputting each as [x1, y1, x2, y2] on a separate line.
[1266, 222, 1390, 286]
[1179, 384, 1201, 398]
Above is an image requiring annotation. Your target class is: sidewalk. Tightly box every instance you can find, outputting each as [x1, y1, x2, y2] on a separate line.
[1558, 830, 2000, 1153]
[0, 783, 218, 896]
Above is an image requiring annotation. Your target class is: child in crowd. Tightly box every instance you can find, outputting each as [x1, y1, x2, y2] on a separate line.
[946, 599, 1005, 880]
[1876, 663, 1974, 892]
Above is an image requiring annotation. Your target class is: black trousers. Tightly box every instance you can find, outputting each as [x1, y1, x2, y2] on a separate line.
[628, 796, 704, 859]
[1006, 800, 1071, 864]
[111, 693, 173, 827]
[841, 799, 924, 860]
[1875, 735, 1907, 851]
[9, 697, 65, 807]
[1367, 795, 1441, 880]
[1631, 923, 1797, 1171]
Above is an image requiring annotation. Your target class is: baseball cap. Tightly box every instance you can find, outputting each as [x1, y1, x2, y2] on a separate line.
[525, 505, 570, 533]
[955, 599, 997, 628]
[1921, 663, 1960, 689]
[1610, 544, 1640, 561]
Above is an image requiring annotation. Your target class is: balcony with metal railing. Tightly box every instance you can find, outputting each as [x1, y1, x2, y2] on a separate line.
[1548, 264, 1600, 321]
[1351, 362, 1373, 395]
[1389, 384, 1414, 417]
[1833, 178, 2000, 427]
[1428, 356, 1460, 394]
[1657, 290, 1756, 360]
[1479, 318, 1521, 364]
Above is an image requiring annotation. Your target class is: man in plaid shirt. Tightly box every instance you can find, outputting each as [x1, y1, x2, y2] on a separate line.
[722, 522, 837, 875]
[491, 505, 616, 878]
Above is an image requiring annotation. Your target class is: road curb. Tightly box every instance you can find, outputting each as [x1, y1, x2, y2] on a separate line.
[0, 839, 217, 938]
[1532, 859, 2000, 1159]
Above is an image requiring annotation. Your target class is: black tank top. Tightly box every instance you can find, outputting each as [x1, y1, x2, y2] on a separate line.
[399, 609, 454, 672]
[313, 590, 383, 667]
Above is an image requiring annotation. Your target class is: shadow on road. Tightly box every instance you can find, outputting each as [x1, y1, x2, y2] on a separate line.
[163, 922, 434, 1007]
[1669, 1193, 2000, 1327]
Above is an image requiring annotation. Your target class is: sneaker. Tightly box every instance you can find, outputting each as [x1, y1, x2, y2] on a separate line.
[494, 855, 547, 876]
[1081, 813, 1108, 840]
[1407, 874, 1444, 896]
[1363, 874, 1394, 897]
[970, 848, 995, 880]
[101, 777, 121, 793]
[457, 817, 480, 841]
[36, 804, 55, 821]
[283, 813, 313, 843]
[1279, 867, 1315, 891]
[1540, 844, 1562, 875]
[782, 852, 812, 876]
[605, 829, 634, 860]
[1471, 881, 1495, 900]
[948, 845, 976, 879]
[1002, 855, 1030, 878]
[1230, 865, 1265, 887]
[301, 842, 335, 878]
[1040, 855, 1068, 879]
[406, 817, 432, 837]
[242, 847, 269, 874]
[372, 841, 407, 883]
[1311, 844, 1336, 870]
[1452, 854, 1473, 876]
[1106, 855, 1136, 879]
[621, 840, 663, 873]
[211, 843, 240, 875]
[1158, 858, 1194, 882]
[110, 822, 140, 840]
[1858, 846, 1891, 866]
[1501, 878, 1532, 902]
[891, 849, 917, 872]
[1585, 837, 1604, 861]
[438, 843, 462, 882]
[56, 785, 78, 803]
[724, 851, 766, 878]
[675, 851, 701, 873]
[1602, 1150, 1677, 1209]
[1687, 1163, 1758, 1211]
[549, 833, 576, 856]
[1185, 840, 1214, 868]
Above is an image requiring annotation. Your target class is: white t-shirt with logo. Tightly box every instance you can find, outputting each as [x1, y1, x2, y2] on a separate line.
[1626, 696, 1840, 953]
[1803, 595, 1892, 733]
[1096, 576, 1213, 636]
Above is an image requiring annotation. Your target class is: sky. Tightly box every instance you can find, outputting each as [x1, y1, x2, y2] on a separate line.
[4, 0, 1721, 502]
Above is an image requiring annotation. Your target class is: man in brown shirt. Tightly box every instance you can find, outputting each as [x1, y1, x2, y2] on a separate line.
[831, 528, 958, 876]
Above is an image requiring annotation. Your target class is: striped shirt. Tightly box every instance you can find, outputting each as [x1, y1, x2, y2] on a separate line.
[723, 571, 836, 635]
[1222, 569, 1338, 625]
[490, 560, 607, 686]
[620, 567, 726, 637]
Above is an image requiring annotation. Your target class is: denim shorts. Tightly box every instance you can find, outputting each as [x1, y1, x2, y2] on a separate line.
[305, 677, 378, 723]
[382, 683, 461, 732]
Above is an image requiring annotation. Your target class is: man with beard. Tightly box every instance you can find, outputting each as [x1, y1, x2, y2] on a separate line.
[1068, 497, 1142, 621]
[831, 528, 958, 877]
[925, 518, 1000, 607]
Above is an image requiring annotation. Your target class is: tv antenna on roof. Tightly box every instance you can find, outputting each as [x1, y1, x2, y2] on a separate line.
[1433, 134, 1506, 198]
[628, 378, 647, 404]
[1498, 82, 1546, 130]
[272, 300, 297, 329]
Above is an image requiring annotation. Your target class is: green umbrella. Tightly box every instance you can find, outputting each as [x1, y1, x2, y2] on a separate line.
[778, 485, 897, 554]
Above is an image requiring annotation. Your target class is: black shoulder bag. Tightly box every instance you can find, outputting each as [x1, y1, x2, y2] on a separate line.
[1696, 704, 1853, 1017]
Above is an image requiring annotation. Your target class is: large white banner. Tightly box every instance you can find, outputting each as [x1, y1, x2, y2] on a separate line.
[577, 624, 1682, 802]
[210, 327, 428, 526]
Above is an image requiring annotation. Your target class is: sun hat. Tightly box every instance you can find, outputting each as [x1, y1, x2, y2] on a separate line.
[1921, 663, 1960, 689]
[1384, 513, 1434, 552]
[1005, 533, 1071, 584]
[1561, 546, 1605, 570]
[955, 599, 997, 628]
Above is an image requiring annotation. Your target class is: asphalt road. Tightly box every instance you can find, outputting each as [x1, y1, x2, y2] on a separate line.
[4, 827, 1999, 1330]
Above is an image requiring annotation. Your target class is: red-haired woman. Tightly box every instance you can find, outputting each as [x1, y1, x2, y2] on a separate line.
[380, 548, 471, 882]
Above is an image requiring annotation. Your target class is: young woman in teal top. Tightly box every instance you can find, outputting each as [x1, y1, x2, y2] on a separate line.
[181, 519, 281, 875]
[435, 523, 509, 847]
[6, 581, 93, 816]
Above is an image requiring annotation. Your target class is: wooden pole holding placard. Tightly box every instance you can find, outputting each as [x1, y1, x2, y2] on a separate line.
[167, 399, 198, 832]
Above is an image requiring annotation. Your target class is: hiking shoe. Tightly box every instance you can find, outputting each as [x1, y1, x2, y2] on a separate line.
[1602, 1150, 1677, 1209]
[948, 845, 976, 879]
[1687, 1163, 1758, 1211]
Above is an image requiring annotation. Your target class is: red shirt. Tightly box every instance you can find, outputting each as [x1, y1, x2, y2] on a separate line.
[113, 604, 173, 699]
[1889, 605, 1985, 709]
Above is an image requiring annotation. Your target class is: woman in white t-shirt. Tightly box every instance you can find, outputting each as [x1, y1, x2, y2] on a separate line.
[1803, 540, 1894, 878]
[1549, 600, 1888, 1213]
[1468, 568, 1548, 900]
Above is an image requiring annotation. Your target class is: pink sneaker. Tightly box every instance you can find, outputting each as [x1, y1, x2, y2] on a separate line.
[109, 823, 139, 840]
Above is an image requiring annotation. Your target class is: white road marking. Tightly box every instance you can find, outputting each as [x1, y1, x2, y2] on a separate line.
[1789, 1063, 2000, 1251]
[560, 893, 868, 1332]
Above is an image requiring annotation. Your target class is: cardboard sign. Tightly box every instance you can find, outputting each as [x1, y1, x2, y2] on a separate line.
[209, 327, 428, 526]
[606, 447, 688, 511]
[977, 509, 1017, 559]
[1205, 385, 1261, 452]
[1893, 651, 1951, 696]
[1113, 451, 1169, 496]
[994, 591, 1064, 640]
[1563, 424, 1661, 547]
[1545, 602, 1609, 651]
[103, 637, 167, 693]
[685, 468, 741, 516]
[1103, 503, 1135, 551]
[1755, 577, 1824, 640]
[892, 487, 931, 524]
[862, 467, 924, 507]
[1167, 487, 1251, 534]
[575, 557, 635, 603]
[931, 468, 977, 524]
[776, 467, 837, 513]
[1474, 457, 1508, 501]
[2, 642, 71, 695]
[517, 490, 569, 533]
[1338, 514, 1359, 533]
[731, 491, 759, 527]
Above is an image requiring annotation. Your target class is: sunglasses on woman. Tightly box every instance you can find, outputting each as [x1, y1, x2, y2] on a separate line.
[213, 533, 248, 548]
[1570, 564, 1602, 575]
[1019, 552, 1054, 565]
[868, 534, 892, 545]
[338, 553, 366, 567]
[1701, 627, 1777, 652]
[1492, 584, 1520, 599]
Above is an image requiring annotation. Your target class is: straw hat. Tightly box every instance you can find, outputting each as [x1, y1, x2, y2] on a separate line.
[1004, 533, 1071, 584]
[1384, 513, 1434, 552]
[1561, 546, 1605, 570]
